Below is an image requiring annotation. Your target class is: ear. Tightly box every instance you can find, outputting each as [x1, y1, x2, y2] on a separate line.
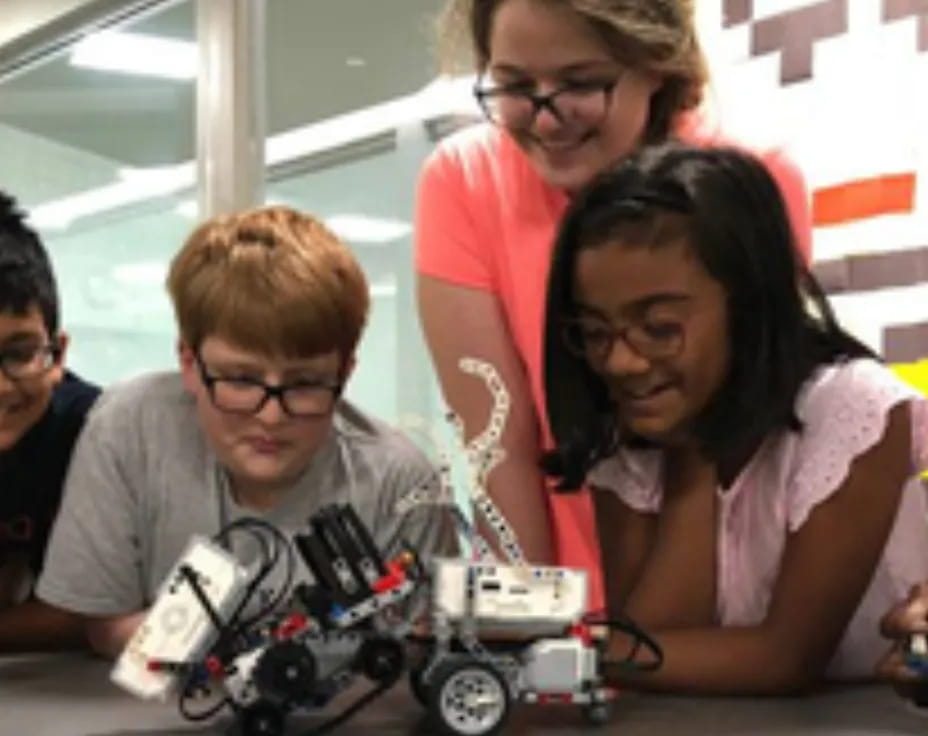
[55, 331, 70, 364]
[50, 331, 70, 385]
[177, 340, 199, 394]
[340, 353, 357, 384]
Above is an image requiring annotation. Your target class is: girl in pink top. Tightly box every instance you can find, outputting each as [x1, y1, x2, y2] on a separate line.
[542, 143, 928, 693]
[415, 0, 811, 604]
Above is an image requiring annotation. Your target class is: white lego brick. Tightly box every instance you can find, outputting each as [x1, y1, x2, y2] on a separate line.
[521, 638, 596, 693]
[111, 536, 250, 701]
[432, 559, 587, 630]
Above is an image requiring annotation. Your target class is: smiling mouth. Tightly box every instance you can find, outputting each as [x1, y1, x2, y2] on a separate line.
[529, 129, 594, 154]
[246, 437, 286, 453]
[0, 401, 28, 419]
[619, 383, 673, 402]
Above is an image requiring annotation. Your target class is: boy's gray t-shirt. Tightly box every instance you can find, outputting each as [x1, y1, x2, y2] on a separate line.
[36, 372, 457, 615]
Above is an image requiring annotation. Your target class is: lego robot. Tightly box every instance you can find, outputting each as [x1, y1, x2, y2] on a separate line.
[112, 504, 425, 736]
[111, 358, 661, 735]
[402, 358, 661, 736]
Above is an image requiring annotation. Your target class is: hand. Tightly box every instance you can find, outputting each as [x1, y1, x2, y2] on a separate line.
[876, 582, 928, 700]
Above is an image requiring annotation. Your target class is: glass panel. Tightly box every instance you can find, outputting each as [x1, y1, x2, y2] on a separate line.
[0, 0, 196, 385]
[264, 0, 479, 440]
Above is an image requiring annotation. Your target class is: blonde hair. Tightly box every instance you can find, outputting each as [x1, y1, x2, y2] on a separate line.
[167, 206, 369, 362]
[437, 0, 708, 141]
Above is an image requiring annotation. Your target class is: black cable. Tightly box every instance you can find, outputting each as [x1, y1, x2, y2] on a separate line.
[301, 677, 397, 735]
[175, 518, 296, 726]
[177, 687, 232, 722]
[228, 520, 295, 634]
[211, 518, 296, 640]
[178, 564, 227, 635]
[583, 609, 664, 672]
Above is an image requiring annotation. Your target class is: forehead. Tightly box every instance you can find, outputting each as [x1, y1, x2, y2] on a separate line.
[0, 305, 48, 343]
[199, 335, 341, 373]
[573, 239, 718, 313]
[488, 0, 614, 72]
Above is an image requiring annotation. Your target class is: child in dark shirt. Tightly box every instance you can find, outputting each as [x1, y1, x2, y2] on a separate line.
[0, 190, 99, 651]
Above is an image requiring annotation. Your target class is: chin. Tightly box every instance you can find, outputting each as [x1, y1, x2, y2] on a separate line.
[0, 432, 22, 452]
[0, 422, 30, 452]
[533, 158, 597, 192]
[623, 417, 677, 444]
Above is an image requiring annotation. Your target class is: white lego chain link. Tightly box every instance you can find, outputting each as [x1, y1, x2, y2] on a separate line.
[455, 357, 525, 567]
[391, 357, 525, 566]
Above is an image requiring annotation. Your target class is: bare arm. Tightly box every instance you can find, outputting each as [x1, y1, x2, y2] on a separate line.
[0, 600, 84, 653]
[0, 556, 84, 652]
[84, 611, 147, 659]
[592, 486, 655, 614]
[606, 404, 911, 694]
[418, 275, 554, 565]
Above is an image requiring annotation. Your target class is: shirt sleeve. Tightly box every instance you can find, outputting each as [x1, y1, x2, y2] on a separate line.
[786, 359, 922, 532]
[35, 401, 146, 616]
[586, 450, 662, 513]
[758, 147, 814, 264]
[414, 138, 496, 292]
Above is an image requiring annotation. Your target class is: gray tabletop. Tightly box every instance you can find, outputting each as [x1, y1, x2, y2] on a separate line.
[3, 653, 928, 736]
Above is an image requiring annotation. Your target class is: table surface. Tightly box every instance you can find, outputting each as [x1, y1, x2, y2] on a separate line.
[3, 653, 928, 736]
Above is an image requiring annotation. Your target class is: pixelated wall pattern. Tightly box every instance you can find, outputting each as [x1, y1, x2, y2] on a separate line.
[699, 0, 928, 363]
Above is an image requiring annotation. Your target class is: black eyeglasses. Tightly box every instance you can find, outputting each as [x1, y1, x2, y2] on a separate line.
[474, 75, 622, 129]
[195, 353, 342, 418]
[561, 317, 684, 366]
[0, 343, 61, 382]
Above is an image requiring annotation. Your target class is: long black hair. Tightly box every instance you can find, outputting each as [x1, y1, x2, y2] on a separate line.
[542, 143, 874, 490]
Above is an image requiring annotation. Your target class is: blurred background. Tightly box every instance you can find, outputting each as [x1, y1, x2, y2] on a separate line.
[0, 0, 926, 437]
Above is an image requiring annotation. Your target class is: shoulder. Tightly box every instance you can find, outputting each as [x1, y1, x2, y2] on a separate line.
[796, 358, 919, 424]
[780, 358, 922, 529]
[678, 111, 806, 191]
[678, 110, 812, 260]
[420, 123, 534, 196]
[425, 124, 505, 174]
[587, 448, 663, 513]
[52, 371, 100, 416]
[84, 371, 194, 441]
[331, 400, 435, 480]
[40, 371, 101, 441]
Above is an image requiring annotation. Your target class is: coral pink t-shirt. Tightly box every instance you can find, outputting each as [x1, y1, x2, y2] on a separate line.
[588, 359, 928, 679]
[414, 121, 812, 605]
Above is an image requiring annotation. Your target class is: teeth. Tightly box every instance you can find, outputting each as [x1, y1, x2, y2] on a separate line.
[627, 386, 664, 399]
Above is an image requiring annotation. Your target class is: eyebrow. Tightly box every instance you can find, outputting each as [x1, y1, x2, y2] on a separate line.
[574, 293, 692, 319]
[489, 60, 617, 77]
[204, 355, 334, 380]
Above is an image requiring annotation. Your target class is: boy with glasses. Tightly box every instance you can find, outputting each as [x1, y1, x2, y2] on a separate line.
[0, 190, 100, 651]
[37, 206, 457, 657]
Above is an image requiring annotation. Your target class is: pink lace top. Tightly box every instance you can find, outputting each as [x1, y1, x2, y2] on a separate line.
[589, 358, 928, 679]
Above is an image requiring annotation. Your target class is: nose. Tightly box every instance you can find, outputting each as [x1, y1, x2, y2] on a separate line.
[254, 393, 288, 426]
[531, 99, 565, 136]
[600, 336, 651, 378]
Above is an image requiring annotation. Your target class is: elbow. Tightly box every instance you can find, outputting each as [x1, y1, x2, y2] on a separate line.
[83, 615, 138, 660]
[759, 645, 829, 696]
[83, 619, 116, 659]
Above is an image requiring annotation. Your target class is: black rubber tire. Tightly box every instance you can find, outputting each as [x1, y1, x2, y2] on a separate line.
[240, 702, 286, 736]
[427, 658, 511, 736]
